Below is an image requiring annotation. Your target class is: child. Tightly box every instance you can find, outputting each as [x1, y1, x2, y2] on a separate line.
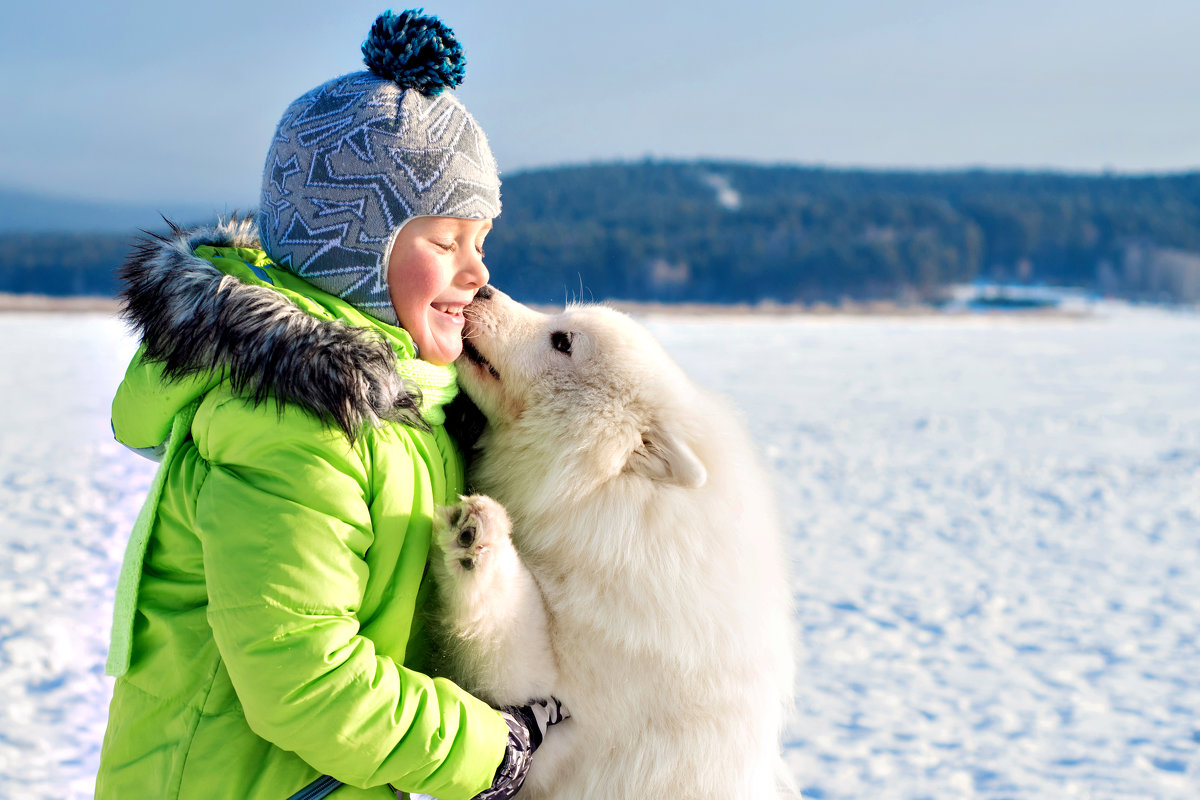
[97, 11, 563, 800]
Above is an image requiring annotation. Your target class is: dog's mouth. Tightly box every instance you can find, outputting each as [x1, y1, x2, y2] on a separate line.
[462, 338, 501, 381]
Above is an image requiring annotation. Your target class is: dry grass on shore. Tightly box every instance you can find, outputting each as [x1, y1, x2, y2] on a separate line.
[0, 293, 121, 313]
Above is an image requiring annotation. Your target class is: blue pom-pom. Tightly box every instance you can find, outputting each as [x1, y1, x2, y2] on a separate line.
[362, 9, 465, 96]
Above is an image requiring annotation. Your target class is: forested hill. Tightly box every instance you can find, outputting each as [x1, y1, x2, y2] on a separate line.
[483, 162, 1200, 304]
[3, 161, 1200, 303]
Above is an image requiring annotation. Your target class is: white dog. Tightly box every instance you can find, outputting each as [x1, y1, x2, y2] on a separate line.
[428, 287, 794, 799]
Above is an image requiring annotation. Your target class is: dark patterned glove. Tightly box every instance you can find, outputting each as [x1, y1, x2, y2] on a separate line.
[471, 698, 569, 800]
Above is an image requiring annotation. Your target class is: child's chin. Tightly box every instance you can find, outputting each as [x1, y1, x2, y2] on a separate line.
[421, 338, 462, 367]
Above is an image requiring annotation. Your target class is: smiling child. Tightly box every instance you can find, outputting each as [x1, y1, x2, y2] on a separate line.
[96, 10, 562, 800]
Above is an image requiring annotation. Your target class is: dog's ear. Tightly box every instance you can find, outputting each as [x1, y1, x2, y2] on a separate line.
[626, 426, 707, 489]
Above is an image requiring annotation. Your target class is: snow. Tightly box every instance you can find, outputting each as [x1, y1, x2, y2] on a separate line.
[0, 314, 149, 799]
[645, 307, 1200, 799]
[698, 170, 742, 211]
[2, 307, 1199, 798]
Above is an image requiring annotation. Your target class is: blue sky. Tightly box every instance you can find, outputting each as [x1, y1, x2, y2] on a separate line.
[1, 0, 1197, 210]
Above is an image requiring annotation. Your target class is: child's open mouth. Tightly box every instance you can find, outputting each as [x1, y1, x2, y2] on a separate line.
[431, 302, 466, 324]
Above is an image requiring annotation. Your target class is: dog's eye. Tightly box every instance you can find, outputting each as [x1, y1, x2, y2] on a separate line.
[550, 331, 573, 356]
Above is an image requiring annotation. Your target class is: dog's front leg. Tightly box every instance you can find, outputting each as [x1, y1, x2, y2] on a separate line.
[431, 495, 558, 706]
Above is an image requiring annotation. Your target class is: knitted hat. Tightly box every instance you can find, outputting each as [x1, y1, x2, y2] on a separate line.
[258, 9, 501, 325]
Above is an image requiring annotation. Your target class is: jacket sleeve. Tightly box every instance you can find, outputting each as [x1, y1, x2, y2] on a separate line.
[111, 348, 220, 454]
[192, 393, 508, 799]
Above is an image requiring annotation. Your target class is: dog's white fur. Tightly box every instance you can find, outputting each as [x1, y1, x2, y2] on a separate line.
[429, 289, 794, 799]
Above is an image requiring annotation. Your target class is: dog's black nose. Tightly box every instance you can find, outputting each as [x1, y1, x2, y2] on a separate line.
[474, 285, 494, 301]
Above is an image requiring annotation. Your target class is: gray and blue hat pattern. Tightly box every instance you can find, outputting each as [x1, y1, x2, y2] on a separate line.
[258, 15, 500, 326]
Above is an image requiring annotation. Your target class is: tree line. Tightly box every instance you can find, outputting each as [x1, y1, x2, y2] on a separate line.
[3, 161, 1199, 303]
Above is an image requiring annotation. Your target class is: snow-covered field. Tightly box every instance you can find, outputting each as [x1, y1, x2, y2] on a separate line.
[1, 307, 1198, 799]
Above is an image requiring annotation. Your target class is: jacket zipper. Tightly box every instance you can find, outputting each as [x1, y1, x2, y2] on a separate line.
[286, 774, 343, 800]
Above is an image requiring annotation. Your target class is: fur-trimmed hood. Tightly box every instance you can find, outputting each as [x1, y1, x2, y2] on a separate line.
[117, 217, 428, 440]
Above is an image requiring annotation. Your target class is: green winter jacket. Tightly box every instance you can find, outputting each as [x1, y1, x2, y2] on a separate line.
[96, 220, 507, 800]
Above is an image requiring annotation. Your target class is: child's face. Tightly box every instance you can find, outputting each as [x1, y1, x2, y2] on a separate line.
[387, 216, 492, 365]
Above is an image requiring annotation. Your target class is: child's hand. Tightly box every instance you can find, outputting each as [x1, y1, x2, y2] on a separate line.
[471, 698, 570, 800]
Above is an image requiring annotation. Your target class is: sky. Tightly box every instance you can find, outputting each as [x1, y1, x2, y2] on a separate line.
[1, 0, 1197, 211]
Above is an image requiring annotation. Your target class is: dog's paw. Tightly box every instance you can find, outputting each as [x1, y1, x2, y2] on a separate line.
[435, 494, 512, 575]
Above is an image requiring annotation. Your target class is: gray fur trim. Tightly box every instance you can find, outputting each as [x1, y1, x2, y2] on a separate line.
[118, 216, 428, 439]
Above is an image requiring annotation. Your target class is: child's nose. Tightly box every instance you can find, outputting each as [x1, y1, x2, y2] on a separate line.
[460, 252, 489, 289]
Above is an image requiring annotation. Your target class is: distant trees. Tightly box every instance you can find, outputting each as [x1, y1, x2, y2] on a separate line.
[1107, 243, 1200, 302]
[3, 162, 1200, 303]
[483, 163, 1200, 304]
[0, 232, 129, 296]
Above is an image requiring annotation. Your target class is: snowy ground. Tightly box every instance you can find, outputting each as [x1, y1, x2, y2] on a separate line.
[1, 306, 1198, 799]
